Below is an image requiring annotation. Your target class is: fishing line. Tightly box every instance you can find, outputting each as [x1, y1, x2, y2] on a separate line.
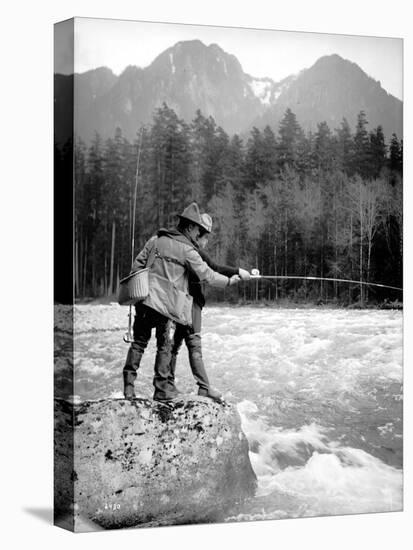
[249, 270, 402, 292]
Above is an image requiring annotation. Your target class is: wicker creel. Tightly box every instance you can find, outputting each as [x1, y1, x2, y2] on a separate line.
[118, 268, 149, 305]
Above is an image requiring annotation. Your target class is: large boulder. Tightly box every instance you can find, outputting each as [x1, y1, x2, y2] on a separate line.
[54, 397, 257, 530]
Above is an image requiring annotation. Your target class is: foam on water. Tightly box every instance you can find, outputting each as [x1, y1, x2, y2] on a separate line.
[58, 305, 403, 518]
[238, 400, 402, 517]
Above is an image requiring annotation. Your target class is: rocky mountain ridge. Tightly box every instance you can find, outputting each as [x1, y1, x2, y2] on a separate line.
[54, 40, 402, 144]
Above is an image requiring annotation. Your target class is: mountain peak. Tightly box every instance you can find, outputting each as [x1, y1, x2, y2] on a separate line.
[78, 66, 116, 78]
[120, 65, 143, 77]
[316, 53, 345, 63]
[311, 53, 357, 70]
[310, 53, 368, 79]
[162, 39, 236, 64]
[60, 42, 402, 144]
[255, 50, 402, 139]
[169, 39, 207, 54]
[208, 42, 225, 54]
[148, 38, 244, 83]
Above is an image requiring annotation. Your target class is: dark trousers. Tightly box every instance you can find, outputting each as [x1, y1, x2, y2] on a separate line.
[169, 303, 210, 390]
[123, 303, 174, 401]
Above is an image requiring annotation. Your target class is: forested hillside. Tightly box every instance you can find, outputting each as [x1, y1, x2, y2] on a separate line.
[56, 104, 402, 305]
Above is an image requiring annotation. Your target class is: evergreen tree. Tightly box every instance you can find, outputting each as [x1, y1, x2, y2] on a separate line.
[335, 118, 354, 175]
[213, 126, 231, 198]
[72, 103, 402, 304]
[243, 127, 265, 190]
[103, 127, 130, 295]
[389, 133, 402, 173]
[313, 121, 335, 172]
[277, 108, 305, 171]
[74, 137, 88, 296]
[207, 183, 238, 265]
[262, 125, 278, 178]
[148, 103, 192, 228]
[243, 125, 278, 190]
[85, 132, 106, 295]
[296, 129, 314, 175]
[369, 126, 387, 179]
[225, 134, 245, 195]
[353, 111, 371, 179]
[190, 110, 220, 204]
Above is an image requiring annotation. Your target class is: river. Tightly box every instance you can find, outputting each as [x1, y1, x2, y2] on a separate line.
[55, 304, 403, 522]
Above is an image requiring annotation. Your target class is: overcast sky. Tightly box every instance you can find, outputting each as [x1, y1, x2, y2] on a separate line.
[55, 17, 403, 100]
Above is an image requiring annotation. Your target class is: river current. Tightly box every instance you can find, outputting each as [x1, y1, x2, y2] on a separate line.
[55, 305, 403, 521]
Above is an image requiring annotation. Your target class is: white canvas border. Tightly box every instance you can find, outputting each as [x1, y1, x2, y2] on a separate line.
[1, 0, 410, 548]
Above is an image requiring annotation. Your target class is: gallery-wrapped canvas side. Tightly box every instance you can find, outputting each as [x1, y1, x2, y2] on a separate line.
[51, 16, 403, 533]
[54, 18, 75, 533]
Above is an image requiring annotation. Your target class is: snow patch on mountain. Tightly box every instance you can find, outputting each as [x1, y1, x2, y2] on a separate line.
[248, 78, 273, 105]
[273, 83, 287, 101]
[222, 58, 228, 75]
[272, 75, 296, 101]
[169, 52, 176, 74]
[124, 98, 132, 113]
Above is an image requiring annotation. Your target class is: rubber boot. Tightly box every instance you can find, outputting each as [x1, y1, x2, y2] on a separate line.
[153, 349, 176, 403]
[168, 353, 182, 397]
[123, 343, 142, 400]
[198, 386, 223, 403]
[124, 381, 136, 401]
[187, 334, 222, 403]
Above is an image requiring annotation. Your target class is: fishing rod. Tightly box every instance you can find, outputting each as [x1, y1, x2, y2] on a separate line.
[249, 269, 403, 292]
[124, 128, 144, 344]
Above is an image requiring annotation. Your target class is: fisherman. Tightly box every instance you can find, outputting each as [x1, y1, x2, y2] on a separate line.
[123, 202, 240, 403]
[167, 212, 251, 402]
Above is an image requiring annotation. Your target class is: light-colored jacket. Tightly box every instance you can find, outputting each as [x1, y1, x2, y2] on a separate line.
[132, 229, 229, 325]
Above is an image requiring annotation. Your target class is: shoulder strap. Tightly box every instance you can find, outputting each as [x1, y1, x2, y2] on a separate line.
[146, 238, 158, 269]
[150, 234, 196, 269]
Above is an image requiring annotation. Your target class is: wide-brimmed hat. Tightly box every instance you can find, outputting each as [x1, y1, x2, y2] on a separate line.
[200, 213, 212, 233]
[178, 202, 204, 228]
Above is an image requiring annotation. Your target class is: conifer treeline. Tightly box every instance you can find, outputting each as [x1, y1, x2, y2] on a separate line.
[66, 103, 403, 304]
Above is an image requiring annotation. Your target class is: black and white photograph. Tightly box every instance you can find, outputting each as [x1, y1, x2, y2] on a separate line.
[4, 2, 411, 548]
[53, 15, 403, 532]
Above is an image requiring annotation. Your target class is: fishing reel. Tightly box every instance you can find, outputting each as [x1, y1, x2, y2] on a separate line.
[251, 268, 261, 278]
[123, 328, 135, 344]
[123, 306, 135, 343]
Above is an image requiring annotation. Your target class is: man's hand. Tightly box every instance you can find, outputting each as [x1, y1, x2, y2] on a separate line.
[229, 274, 241, 286]
[238, 268, 251, 281]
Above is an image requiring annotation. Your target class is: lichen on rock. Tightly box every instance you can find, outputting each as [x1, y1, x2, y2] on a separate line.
[54, 397, 257, 530]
